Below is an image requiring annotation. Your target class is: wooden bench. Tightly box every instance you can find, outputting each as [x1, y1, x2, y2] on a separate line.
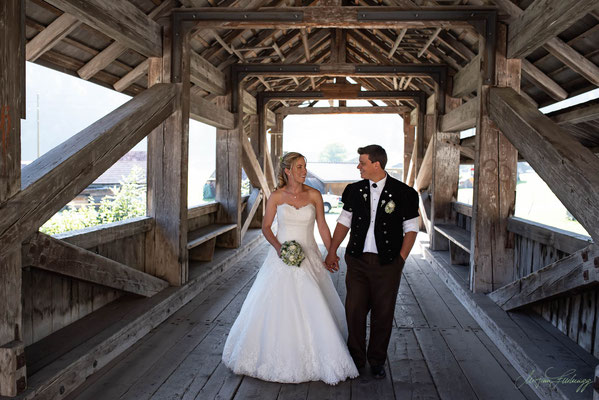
[434, 223, 471, 266]
[187, 223, 237, 262]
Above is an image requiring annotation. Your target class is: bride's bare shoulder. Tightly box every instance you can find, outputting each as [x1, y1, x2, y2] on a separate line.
[269, 187, 285, 202]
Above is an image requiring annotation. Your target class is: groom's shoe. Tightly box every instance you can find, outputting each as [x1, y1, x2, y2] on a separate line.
[370, 365, 386, 379]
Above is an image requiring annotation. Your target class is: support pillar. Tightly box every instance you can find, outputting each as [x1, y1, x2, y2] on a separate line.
[216, 77, 244, 248]
[247, 114, 263, 229]
[430, 84, 461, 251]
[470, 24, 520, 293]
[0, 0, 27, 396]
[271, 113, 284, 177]
[146, 20, 190, 285]
[402, 112, 415, 183]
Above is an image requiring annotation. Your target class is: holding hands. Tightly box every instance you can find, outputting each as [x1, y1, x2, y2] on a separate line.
[324, 250, 340, 273]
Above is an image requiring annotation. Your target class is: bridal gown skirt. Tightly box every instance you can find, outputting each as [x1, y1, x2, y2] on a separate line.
[222, 204, 359, 385]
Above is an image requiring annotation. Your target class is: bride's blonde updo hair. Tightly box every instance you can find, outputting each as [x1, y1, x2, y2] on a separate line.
[277, 152, 306, 189]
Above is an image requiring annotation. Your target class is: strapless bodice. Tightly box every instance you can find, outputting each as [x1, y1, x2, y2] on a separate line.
[276, 203, 317, 250]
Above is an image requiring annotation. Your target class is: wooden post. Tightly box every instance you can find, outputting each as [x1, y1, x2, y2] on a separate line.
[271, 113, 284, 177]
[0, 0, 27, 396]
[430, 83, 461, 251]
[247, 114, 264, 229]
[470, 24, 520, 293]
[216, 75, 243, 248]
[146, 20, 190, 286]
[403, 112, 415, 183]
[416, 105, 425, 178]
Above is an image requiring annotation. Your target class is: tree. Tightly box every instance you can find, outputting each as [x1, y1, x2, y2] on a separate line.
[319, 143, 347, 162]
[40, 167, 146, 235]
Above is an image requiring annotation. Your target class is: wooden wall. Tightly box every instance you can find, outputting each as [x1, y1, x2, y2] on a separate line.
[508, 217, 597, 356]
[453, 202, 472, 232]
[21, 204, 220, 347]
[449, 203, 598, 356]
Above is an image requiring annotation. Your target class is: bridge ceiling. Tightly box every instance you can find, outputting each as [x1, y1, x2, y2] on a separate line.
[23, 0, 599, 130]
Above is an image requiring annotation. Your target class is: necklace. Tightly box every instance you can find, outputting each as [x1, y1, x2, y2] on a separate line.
[285, 189, 301, 199]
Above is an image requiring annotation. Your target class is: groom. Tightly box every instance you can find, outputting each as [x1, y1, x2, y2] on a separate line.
[325, 145, 419, 379]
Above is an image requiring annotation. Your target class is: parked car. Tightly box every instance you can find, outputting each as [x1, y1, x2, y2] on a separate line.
[321, 193, 341, 213]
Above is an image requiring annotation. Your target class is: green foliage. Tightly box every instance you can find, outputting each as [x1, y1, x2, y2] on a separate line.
[40, 167, 146, 235]
[241, 178, 251, 196]
[319, 143, 347, 162]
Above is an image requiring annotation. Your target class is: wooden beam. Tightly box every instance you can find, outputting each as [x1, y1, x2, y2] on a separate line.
[430, 78, 462, 250]
[406, 138, 417, 187]
[55, 216, 154, 249]
[507, 0, 599, 58]
[241, 135, 271, 198]
[240, 188, 263, 240]
[418, 28, 441, 58]
[388, 28, 407, 58]
[547, 99, 599, 125]
[44, 0, 162, 58]
[440, 97, 477, 132]
[488, 87, 599, 244]
[22, 233, 169, 297]
[470, 24, 520, 293]
[216, 88, 243, 248]
[452, 54, 479, 98]
[235, 62, 447, 79]
[0, 0, 26, 396]
[146, 24, 191, 285]
[172, 7, 481, 30]
[190, 93, 235, 129]
[414, 135, 434, 191]
[492, 0, 599, 87]
[507, 216, 592, 255]
[300, 28, 311, 62]
[262, 90, 424, 102]
[489, 244, 599, 311]
[278, 105, 408, 115]
[78, 41, 128, 80]
[190, 50, 227, 96]
[266, 108, 277, 128]
[521, 59, 567, 101]
[242, 90, 257, 114]
[264, 144, 277, 189]
[459, 144, 475, 160]
[77, 0, 174, 80]
[543, 38, 599, 87]
[403, 112, 415, 182]
[26, 13, 80, 61]
[0, 84, 178, 261]
[331, 28, 346, 64]
[113, 59, 149, 92]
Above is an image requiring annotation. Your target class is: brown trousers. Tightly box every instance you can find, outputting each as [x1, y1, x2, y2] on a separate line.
[344, 252, 405, 367]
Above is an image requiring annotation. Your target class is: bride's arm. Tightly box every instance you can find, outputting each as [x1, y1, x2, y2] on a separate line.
[262, 191, 282, 255]
[312, 190, 332, 250]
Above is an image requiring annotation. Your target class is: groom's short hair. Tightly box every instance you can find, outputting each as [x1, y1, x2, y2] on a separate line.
[358, 145, 387, 169]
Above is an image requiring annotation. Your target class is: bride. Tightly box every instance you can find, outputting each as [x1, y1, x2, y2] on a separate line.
[222, 152, 359, 385]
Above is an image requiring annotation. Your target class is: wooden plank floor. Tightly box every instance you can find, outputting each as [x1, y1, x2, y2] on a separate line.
[66, 240, 540, 400]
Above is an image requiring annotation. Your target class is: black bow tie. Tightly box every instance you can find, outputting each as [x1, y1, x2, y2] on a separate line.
[372, 183, 377, 188]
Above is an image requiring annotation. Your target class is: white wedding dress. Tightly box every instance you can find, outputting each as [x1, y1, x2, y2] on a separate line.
[222, 203, 359, 385]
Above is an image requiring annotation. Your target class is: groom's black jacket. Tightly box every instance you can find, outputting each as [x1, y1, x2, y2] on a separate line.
[341, 175, 419, 265]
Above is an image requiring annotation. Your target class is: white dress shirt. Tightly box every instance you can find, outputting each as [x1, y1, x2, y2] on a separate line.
[337, 174, 419, 254]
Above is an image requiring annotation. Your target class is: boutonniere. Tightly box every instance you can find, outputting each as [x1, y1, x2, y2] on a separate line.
[385, 200, 396, 214]
[363, 193, 368, 201]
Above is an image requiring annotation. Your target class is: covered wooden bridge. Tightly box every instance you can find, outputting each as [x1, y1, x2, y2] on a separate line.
[1, 0, 599, 399]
